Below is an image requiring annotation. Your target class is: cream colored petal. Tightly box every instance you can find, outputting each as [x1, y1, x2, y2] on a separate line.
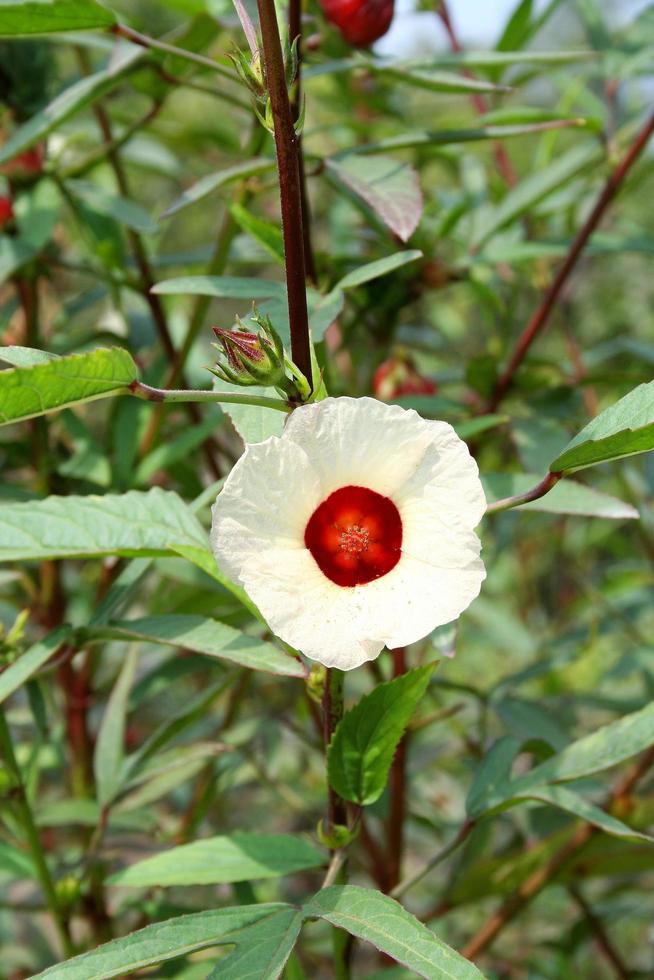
[210, 435, 321, 585]
[282, 396, 436, 498]
[238, 547, 386, 670]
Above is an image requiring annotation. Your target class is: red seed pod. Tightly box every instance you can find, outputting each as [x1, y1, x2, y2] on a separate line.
[0, 195, 15, 230]
[373, 354, 437, 401]
[319, 0, 394, 47]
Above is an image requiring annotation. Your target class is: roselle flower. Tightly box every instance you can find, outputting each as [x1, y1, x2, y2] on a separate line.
[319, 0, 395, 46]
[373, 354, 437, 401]
[210, 397, 486, 670]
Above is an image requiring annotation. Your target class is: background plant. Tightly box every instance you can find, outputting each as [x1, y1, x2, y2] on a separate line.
[1, 1, 654, 978]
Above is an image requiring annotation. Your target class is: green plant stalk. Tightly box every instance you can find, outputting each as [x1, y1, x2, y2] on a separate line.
[322, 668, 351, 979]
[128, 379, 291, 412]
[485, 471, 563, 514]
[0, 708, 75, 957]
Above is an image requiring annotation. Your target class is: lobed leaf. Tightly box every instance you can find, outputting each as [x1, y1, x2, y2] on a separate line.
[550, 381, 654, 472]
[109, 832, 324, 887]
[0, 347, 137, 426]
[328, 664, 434, 805]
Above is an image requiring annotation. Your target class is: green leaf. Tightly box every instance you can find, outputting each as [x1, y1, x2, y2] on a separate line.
[470, 141, 604, 249]
[0, 488, 207, 562]
[31, 905, 290, 980]
[66, 180, 158, 235]
[230, 201, 284, 264]
[88, 614, 306, 677]
[161, 158, 276, 219]
[205, 908, 304, 980]
[336, 250, 423, 290]
[326, 156, 423, 243]
[466, 736, 521, 819]
[514, 700, 654, 791]
[303, 886, 485, 980]
[0, 627, 71, 705]
[512, 784, 651, 842]
[0, 840, 37, 880]
[0, 347, 137, 426]
[328, 664, 434, 805]
[0, 43, 143, 165]
[454, 415, 508, 441]
[0, 0, 115, 35]
[379, 66, 510, 96]
[108, 832, 324, 887]
[94, 649, 138, 808]
[212, 380, 286, 444]
[549, 382, 654, 472]
[151, 275, 286, 300]
[481, 472, 639, 518]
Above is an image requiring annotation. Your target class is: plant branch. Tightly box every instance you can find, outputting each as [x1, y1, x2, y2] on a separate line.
[488, 109, 654, 411]
[461, 744, 654, 962]
[289, 0, 317, 283]
[436, 0, 517, 188]
[0, 708, 75, 957]
[485, 471, 563, 515]
[128, 379, 291, 412]
[569, 884, 631, 980]
[256, 0, 312, 387]
[386, 647, 407, 892]
[111, 23, 235, 82]
[390, 818, 476, 900]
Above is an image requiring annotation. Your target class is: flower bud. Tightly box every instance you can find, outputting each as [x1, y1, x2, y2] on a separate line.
[319, 0, 394, 47]
[210, 313, 285, 388]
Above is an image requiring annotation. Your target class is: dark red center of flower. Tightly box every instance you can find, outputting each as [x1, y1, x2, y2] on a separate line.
[304, 485, 402, 587]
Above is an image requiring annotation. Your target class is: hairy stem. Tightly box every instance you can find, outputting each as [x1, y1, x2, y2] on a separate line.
[0, 709, 75, 957]
[488, 109, 654, 410]
[256, 0, 312, 387]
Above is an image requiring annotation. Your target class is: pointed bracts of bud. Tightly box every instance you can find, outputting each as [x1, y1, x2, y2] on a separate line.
[210, 312, 286, 388]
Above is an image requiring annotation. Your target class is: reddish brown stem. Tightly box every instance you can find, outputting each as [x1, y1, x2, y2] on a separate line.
[462, 744, 654, 962]
[437, 0, 517, 188]
[288, 0, 317, 283]
[256, 0, 312, 387]
[489, 109, 654, 411]
[322, 669, 347, 831]
[386, 647, 407, 892]
[569, 885, 630, 980]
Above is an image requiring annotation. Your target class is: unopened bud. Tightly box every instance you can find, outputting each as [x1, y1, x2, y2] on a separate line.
[210, 313, 285, 388]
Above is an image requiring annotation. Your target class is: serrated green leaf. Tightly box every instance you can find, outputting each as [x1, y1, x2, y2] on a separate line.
[303, 886, 484, 980]
[328, 664, 434, 805]
[109, 832, 324, 887]
[88, 614, 305, 677]
[205, 908, 303, 980]
[482, 472, 639, 518]
[0, 488, 207, 562]
[326, 156, 423, 243]
[550, 381, 654, 472]
[0, 347, 137, 426]
[31, 906, 290, 980]
[0, 43, 143, 164]
[94, 649, 138, 807]
[0, 0, 115, 35]
[0, 627, 72, 705]
[336, 250, 423, 290]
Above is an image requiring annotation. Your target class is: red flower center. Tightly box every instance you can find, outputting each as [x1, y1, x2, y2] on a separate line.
[304, 485, 402, 587]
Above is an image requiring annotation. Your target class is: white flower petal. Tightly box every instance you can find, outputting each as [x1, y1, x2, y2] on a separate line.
[210, 435, 321, 584]
[282, 396, 436, 498]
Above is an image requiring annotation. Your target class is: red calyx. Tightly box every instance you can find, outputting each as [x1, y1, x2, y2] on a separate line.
[373, 355, 437, 401]
[0, 196, 15, 230]
[319, 0, 395, 46]
[305, 484, 402, 587]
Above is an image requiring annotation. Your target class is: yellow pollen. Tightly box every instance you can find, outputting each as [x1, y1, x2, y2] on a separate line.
[339, 524, 369, 554]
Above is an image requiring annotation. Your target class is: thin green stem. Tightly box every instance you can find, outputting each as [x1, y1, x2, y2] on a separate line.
[128, 379, 291, 412]
[485, 471, 563, 515]
[0, 709, 75, 957]
[112, 23, 236, 82]
[390, 818, 476, 900]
